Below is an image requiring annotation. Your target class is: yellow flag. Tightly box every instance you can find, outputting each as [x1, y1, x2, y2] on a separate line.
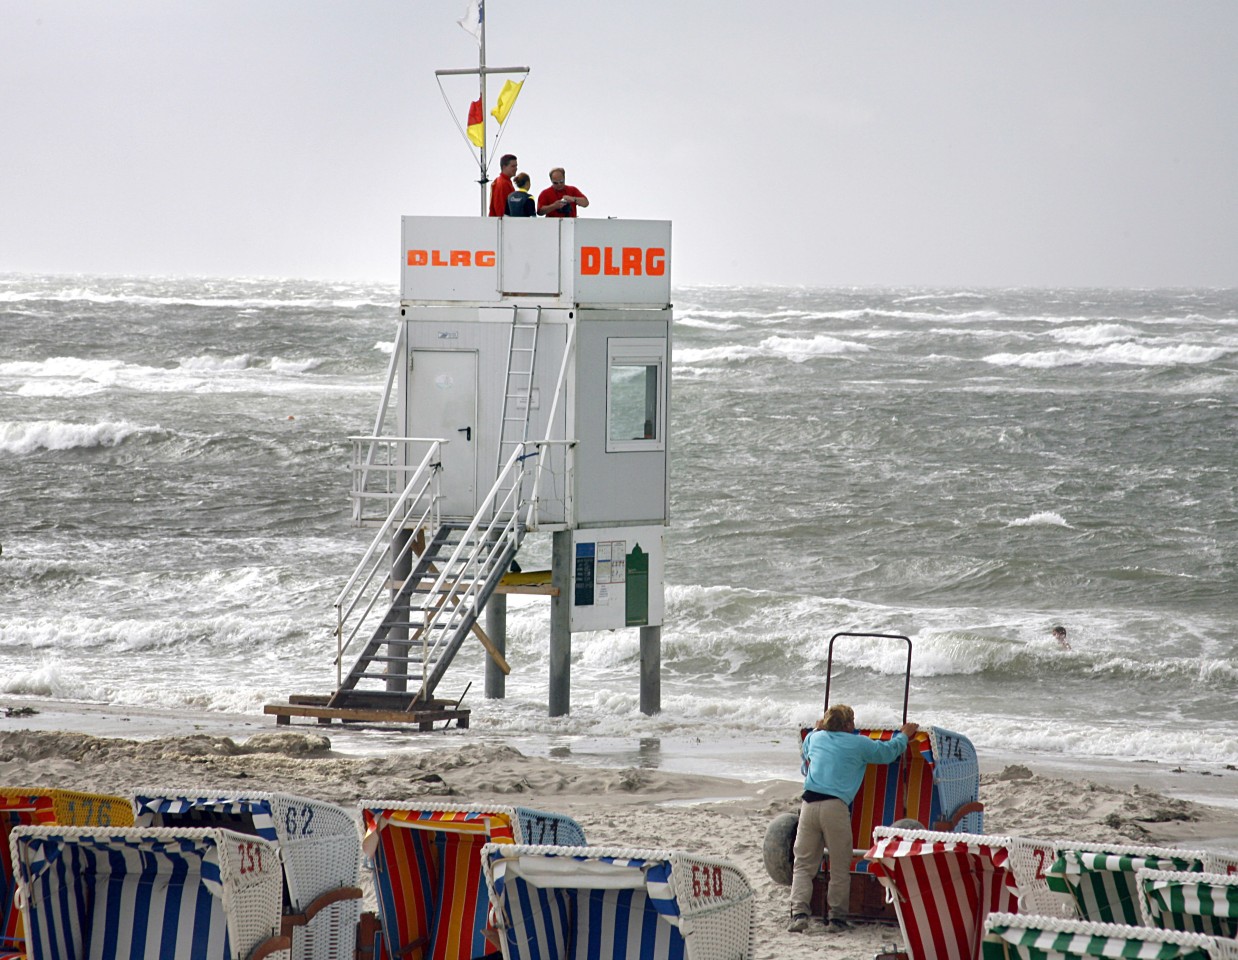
[490, 79, 523, 125]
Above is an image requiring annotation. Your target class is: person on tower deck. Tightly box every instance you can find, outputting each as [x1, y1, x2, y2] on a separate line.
[505, 172, 536, 217]
[537, 167, 589, 218]
[489, 154, 518, 217]
[788, 704, 919, 934]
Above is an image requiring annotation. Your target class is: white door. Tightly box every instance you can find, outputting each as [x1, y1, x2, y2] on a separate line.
[410, 350, 477, 516]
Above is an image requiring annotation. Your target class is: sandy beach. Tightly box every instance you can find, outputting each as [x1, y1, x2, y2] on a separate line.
[4, 697, 1237, 960]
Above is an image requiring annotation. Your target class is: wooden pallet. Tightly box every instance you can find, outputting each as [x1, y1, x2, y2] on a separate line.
[263, 694, 469, 731]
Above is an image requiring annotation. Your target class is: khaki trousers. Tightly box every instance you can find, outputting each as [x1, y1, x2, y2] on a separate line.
[789, 797, 852, 919]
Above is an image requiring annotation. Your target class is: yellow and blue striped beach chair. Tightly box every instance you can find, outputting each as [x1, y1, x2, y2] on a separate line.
[481, 843, 755, 960]
[1, 790, 134, 960]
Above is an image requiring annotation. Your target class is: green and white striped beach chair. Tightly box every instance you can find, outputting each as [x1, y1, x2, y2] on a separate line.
[1137, 869, 1238, 939]
[9, 825, 288, 960]
[981, 912, 1238, 960]
[1044, 844, 1210, 926]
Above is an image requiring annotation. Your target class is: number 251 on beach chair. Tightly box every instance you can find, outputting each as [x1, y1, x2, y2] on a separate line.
[981, 912, 1238, 960]
[9, 825, 289, 960]
[360, 802, 586, 960]
[131, 790, 363, 960]
[1137, 868, 1238, 939]
[1, 790, 135, 960]
[481, 844, 755, 960]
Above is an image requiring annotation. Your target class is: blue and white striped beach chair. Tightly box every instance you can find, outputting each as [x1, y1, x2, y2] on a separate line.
[9, 826, 287, 960]
[481, 844, 754, 960]
[1137, 869, 1238, 939]
[981, 911, 1238, 960]
[132, 791, 362, 960]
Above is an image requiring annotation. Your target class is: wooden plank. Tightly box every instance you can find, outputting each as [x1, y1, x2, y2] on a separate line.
[263, 702, 470, 729]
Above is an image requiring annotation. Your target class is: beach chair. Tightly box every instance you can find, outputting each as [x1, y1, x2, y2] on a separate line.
[1, 790, 135, 960]
[481, 843, 755, 960]
[776, 725, 984, 922]
[131, 790, 362, 960]
[1136, 868, 1238, 938]
[866, 826, 1077, 960]
[981, 911, 1238, 960]
[360, 802, 586, 960]
[8, 825, 288, 960]
[1044, 843, 1210, 926]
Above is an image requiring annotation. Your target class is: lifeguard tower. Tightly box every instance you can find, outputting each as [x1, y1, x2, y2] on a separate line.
[266, 215, 672, 728]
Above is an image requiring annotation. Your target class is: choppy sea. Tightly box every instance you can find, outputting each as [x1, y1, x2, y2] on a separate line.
[1, 275, 1235, 778]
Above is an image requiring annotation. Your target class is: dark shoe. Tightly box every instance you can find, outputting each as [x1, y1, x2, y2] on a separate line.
[787, 914, 810, 933]
[827, 918, 853, 932]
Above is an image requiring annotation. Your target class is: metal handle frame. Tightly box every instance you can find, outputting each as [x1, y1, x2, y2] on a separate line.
[824, 632, 913, 724]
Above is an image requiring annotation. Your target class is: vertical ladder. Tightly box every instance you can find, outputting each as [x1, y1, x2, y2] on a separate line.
[494, 305, 541, 514]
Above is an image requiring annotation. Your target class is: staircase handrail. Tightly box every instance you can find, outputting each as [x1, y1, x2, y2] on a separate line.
[525, 321, 576, 529]
[334, 440, 442, 683]
[353, 322, 405, 520]
[411, 444, 531, 696]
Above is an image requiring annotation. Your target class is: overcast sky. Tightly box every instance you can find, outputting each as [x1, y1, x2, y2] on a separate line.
[2, 1, 1236, 287]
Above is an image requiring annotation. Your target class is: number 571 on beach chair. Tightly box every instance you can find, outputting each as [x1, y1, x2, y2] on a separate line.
[481, 843, 755, 960]
[9, 825, 289, 960]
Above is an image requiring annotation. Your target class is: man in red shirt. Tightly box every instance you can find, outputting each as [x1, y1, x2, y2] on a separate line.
[537, 167, 589, 218]
[488, 154, 518, 217]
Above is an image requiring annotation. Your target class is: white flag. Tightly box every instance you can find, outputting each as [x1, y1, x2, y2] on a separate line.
[457, 0, 482, 44]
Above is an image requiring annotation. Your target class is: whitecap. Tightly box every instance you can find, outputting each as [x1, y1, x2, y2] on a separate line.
[1007, 511, 1071, 528]
[0, 419, 152, 454]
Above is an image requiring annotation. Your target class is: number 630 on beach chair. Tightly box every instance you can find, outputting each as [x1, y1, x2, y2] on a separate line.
[481, 843, 755, 960]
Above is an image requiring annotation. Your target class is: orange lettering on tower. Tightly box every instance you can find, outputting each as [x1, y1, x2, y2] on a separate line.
[476, 250, 495, 267]
[407, 250, 429, 266]
[621, 247, 643, 275]
[431, 250, 449, 266]
[580, 247, 601, 275]
[450, 250, 471, 266]
[603, 247, 620, 276]
[646, 248, 666, 276]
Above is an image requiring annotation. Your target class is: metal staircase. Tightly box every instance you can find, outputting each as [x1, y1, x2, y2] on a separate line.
[329, 309, 546, 710]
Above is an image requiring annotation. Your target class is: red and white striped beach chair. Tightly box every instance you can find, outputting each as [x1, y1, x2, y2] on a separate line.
[360, 802, 586, 960]
[981, 911, 1238, 960]
[1, 790, 135, 960]
[866, 827, 1074, 960]
[1136, 868, 1238, 939]
[131, 790, 362, 960]
[481, 843, 755, 960]
[9, 825, 288, 960]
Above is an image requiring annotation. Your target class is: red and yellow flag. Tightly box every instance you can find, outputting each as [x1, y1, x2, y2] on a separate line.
[466, 98, 484, 147]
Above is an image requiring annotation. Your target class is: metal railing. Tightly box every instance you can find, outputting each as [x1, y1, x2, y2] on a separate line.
[334, 440, 442, 687]
[410, 443, 533, 698]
